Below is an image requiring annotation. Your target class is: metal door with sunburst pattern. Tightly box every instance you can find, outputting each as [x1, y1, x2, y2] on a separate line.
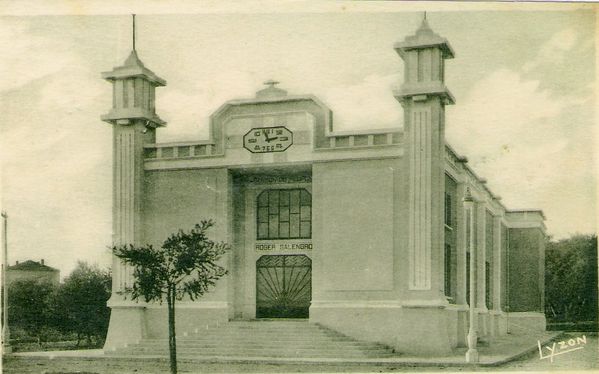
[256, 255, 311, 318]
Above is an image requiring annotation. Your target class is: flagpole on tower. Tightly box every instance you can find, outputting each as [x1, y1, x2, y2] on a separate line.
[132, 14, 136, 51]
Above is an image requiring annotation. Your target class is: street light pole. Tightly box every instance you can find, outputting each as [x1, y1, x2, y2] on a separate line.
[464, 189, 478, 363]
[1, 211, 11, 354]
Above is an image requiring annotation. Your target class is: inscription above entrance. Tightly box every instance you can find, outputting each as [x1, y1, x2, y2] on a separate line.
[243, 126, 293, 153]
[255, 242, 313, 251]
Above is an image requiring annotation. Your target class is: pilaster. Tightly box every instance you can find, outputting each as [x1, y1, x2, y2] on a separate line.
[455, 182, 467, 306]
[486, 213, 503, 337]
[403, 97, 446, 293]
[475, 201, 488, 336]
[111, 120, 148, 293]
[492, 214, 503, 311]
[464, 188, 479, 362]
[454, 182, 468, 347]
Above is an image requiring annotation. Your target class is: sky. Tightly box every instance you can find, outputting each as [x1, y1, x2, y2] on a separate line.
[0, 5, 596, 278]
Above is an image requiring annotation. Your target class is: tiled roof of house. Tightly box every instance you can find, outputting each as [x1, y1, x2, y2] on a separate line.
[8, 260, 58, 272]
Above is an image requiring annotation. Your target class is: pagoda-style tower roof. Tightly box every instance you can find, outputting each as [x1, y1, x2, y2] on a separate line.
[394, 18, 455, 60]
[393, 16, 455, 105]
[102, 50, 166, 87]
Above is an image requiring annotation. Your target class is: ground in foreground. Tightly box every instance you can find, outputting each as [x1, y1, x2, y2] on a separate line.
[3, 333, 597, 373]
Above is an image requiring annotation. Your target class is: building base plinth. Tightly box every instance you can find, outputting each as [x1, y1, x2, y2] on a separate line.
[489, 310, 506, 337]
[103, 299, 230, 351]
[144, 303, 228, 339]
[466, 348, 479, 363]
[447, 304, 469, 347]
[310, 301, 453, 355]
[477, 309, 490, 338]
[103, 304, 146, 352]
[507, 312, 546, 333]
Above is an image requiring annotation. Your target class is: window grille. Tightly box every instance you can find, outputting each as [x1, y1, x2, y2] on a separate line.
[444, 193, 452, 227]
[257, 189, 311, 240]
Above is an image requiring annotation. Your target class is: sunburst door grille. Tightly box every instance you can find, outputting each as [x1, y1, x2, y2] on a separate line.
[256, 255, 311, 318]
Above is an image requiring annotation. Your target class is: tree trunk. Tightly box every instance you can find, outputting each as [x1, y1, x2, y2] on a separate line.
[167, 286, 177, 374]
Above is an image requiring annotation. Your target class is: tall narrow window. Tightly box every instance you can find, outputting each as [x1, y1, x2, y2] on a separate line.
[485, 210, 494, 310]
[444, 174, 457, 302]
[485, 261, 492, 309]
[122, 80, 129, 108]
[444, 192, 452, 227]
[444, 244, 452, 298]
[257, 189, 311, 240]
[466, 251, 471, 305]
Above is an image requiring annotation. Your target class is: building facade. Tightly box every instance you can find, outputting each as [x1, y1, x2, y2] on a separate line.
[101, 19, 546, 355]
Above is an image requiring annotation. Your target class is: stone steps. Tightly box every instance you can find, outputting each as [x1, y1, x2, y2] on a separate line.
[119, 347, 395, 358]
[107, 320, 397, 359]
[138, 340, 378, 348]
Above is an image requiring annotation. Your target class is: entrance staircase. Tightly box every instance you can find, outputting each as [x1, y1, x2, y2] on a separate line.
[108, 320, 398, 359]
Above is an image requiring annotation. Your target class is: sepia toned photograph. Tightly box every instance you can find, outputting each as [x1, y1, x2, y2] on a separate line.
[1, 2, 597, 373]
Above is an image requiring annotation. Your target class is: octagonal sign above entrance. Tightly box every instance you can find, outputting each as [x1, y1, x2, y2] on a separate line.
[243, 126, 294, 153]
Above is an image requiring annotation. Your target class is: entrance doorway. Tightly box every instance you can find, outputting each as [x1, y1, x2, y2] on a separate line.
[256, 255, 311, 318]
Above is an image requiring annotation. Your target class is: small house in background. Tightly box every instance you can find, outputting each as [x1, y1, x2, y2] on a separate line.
[7, 259, 60, 286]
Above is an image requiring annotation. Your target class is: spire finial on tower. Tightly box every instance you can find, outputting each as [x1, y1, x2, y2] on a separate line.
[418, 12, 432, 34]
[123, 14, 145, 68]
[132, 14, 136, 51]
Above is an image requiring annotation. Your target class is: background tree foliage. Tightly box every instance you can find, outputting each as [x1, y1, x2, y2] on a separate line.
[55, 261, 112, 346]
[8, 279, 58, 346]
[7, 261, 111, 350]
[545, 234, 597, 323]
[113, 220, 229, 374]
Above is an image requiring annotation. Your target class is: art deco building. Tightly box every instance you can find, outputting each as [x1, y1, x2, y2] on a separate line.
[101, 18, 546, 355]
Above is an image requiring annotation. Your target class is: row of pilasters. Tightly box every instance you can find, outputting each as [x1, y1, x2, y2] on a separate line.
[452, 181, 506, 341]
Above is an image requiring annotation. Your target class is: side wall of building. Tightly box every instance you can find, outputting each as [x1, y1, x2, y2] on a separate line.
[507, 227, 544, 312]
[506, 227, 546, 332]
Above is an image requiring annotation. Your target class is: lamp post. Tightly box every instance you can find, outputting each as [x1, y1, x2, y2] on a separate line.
[1, 211, 11, 354]
[464, 189, 478, 363]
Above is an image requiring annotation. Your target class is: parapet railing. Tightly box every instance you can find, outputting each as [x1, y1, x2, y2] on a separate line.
[322, 129, 403, 150]
[144, 141, 217, 160]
